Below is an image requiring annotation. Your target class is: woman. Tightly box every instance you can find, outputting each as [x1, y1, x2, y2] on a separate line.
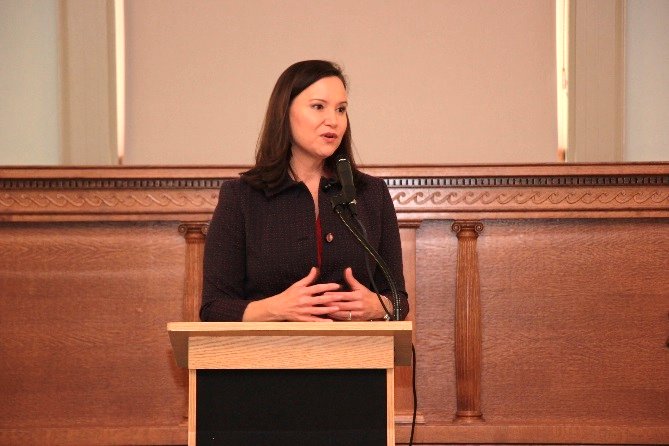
[200, 60, 409, 322]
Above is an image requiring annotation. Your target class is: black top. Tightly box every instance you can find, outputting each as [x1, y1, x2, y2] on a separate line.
[200, 172, 409, 321]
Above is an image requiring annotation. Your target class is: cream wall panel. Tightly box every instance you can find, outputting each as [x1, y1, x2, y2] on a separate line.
[124, 0, 557, 165]
[625, 0, 669, 161]
[59, 0, 118, 165]
[568, 0, 625, 162]
[0, 0, 60, 165]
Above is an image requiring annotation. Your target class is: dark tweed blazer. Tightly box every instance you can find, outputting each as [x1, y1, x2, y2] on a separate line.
[200, 172, 409, 321]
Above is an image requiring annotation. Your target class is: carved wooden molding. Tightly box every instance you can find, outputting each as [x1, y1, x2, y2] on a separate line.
[384, 174, 668, 187]
[0, 191, 218, 209]
[1, 166, 668, 220]
[3, 173, 666, 190]
[0, 178, 227, 189]
[390, 187, 669, 210]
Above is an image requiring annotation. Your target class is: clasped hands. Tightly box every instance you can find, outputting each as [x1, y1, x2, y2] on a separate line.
[243, 267, 390, 322]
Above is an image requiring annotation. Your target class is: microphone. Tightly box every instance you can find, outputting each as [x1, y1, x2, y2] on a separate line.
[330, 158, 401, 321]
[337, 158, 356, 205]
[331, 158, 356, 214]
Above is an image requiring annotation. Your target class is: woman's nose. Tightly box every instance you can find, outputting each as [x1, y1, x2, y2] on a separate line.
[324, 109, 338, 127]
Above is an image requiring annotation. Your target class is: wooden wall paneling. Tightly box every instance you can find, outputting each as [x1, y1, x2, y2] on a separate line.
[412, 220, 459, 426]
[0, 221, 187, 445]
[384, 164, 669, 444]
[476, 218, 669, 424]
[1, 164, 668, 445]
[400, 218, 669, 444]
[395, 224, 421, 424]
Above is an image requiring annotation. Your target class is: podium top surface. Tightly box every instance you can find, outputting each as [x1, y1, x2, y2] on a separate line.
[167, 321, 413, 368]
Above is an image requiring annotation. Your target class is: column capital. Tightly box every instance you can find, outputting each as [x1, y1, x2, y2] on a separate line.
[178, 222, 209, 239]
[451, 220, 484, 237]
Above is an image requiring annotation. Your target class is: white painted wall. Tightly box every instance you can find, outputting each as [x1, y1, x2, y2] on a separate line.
[625, 0, 669, 161]
[0, 0, 61, 165]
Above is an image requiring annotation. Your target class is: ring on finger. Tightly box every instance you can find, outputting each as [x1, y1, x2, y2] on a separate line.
[348, 311, 352, 321]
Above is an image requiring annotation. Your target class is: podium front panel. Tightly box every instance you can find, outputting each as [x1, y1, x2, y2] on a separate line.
[196, 369, 387, 446]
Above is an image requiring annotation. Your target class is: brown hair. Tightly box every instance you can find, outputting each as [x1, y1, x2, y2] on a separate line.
[242, 60, 358, 190]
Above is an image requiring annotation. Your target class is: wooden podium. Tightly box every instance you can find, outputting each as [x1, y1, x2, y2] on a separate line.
[168, 321, 413, 446]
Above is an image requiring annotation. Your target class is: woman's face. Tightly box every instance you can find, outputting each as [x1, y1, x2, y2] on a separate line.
[289, 76, 348, 164]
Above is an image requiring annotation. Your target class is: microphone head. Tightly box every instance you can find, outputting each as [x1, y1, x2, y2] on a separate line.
[330, 158, 357, 211]
[336, 158, 350, 169]
[336, 158, 356, 203]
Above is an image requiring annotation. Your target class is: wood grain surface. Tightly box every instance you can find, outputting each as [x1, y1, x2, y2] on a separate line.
[1, 164, 667, 445]
[0, 222, 188, 444]
[187, 335, 394, 369]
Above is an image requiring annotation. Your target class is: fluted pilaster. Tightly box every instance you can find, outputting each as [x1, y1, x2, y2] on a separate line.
[178, 222, 209, 322]
[451, 221, 484, 422]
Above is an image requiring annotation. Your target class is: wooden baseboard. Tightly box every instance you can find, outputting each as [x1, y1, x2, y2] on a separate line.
[0, 426, 186, 446]
[396, 423, 669, 445]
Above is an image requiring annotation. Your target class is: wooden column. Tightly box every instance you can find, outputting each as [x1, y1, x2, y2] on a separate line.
[451, 221, 484, 422]
[178, 222, 209, 322]
[178, 222, 209, 425]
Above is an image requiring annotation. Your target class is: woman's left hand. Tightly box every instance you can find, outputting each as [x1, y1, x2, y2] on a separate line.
[324, 267, 389, 321]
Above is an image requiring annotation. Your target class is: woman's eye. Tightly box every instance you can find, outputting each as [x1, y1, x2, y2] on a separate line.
[311, 104, 324, 110]
[337, 106, 347, 114]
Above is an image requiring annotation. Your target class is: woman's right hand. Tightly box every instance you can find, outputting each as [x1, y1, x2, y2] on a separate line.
[242, 267, 341, 321]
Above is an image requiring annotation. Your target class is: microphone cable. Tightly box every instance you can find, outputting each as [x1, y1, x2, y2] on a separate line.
[332, 204, 401, 321]
[409, 343, 417, 446]
[347, 208, 393, 320]
[334, 204, 418, 445]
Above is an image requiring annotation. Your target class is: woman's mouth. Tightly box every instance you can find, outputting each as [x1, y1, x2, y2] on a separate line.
[321, 132, 338, 142]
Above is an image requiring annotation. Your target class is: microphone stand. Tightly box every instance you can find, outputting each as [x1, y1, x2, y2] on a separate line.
[332, 202, 401, 321]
